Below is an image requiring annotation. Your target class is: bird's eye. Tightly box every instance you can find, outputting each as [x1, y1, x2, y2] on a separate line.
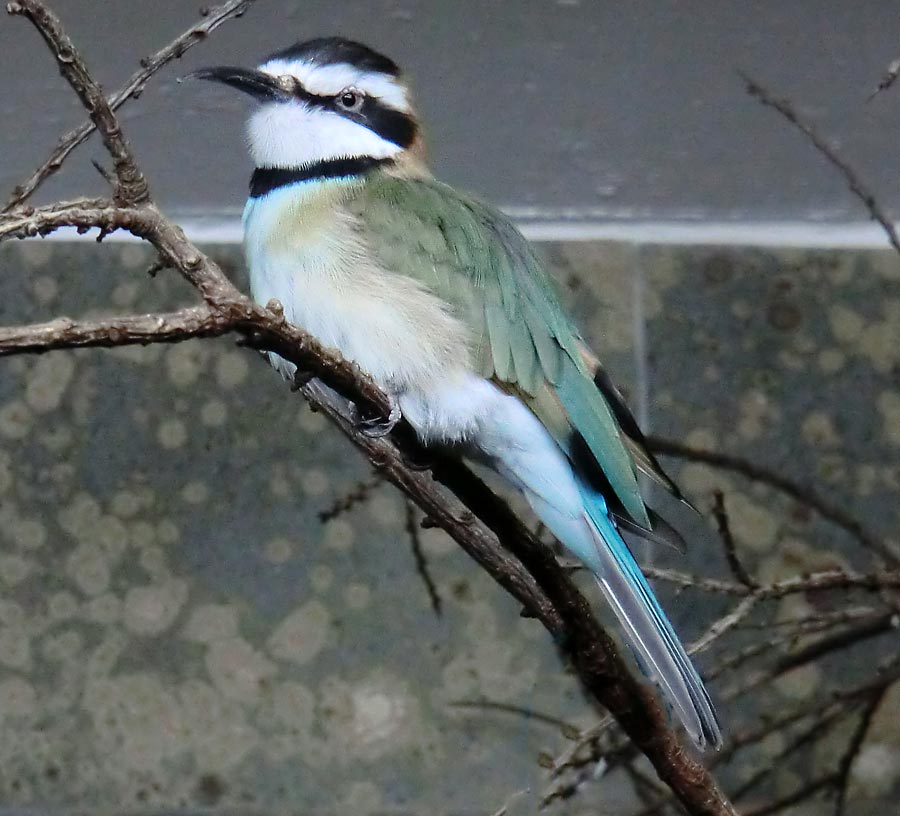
[336, 88, 364, 111]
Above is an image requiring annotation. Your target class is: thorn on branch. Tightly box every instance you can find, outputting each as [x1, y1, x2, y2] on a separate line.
[146, 257, 168, 277]
[265, 298, 286, 322]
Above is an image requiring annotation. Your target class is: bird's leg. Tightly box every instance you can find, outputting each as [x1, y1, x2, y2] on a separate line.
[350, 393, 402, 438]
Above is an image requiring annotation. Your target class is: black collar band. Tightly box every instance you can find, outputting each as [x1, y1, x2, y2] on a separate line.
[249, 157, 393, 198]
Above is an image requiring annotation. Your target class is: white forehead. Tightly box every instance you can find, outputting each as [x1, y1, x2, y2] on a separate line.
[260, 58, 410, 112]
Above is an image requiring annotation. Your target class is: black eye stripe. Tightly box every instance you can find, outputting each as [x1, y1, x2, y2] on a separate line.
[354, 97, 417, 148]
[290, 87, 416, 149]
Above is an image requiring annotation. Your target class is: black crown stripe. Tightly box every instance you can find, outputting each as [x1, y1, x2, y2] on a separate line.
[265, 37, 400, 77]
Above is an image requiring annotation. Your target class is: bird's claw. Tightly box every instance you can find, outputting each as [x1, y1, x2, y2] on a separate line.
[351, 396, 401, 438]
[290, 369, 313, 392]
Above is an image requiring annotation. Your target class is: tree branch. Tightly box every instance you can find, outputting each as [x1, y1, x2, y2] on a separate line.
[711, 490, 756, 588]
[3, 0, 258, 211]
[8, 0, 149, 205]
[0, 306, 225, 354]
[647, 435, 900, 567]
[739, 70, 900, 258]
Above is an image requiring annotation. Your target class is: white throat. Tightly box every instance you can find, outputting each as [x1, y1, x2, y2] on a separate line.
[247, 103, 403, 168]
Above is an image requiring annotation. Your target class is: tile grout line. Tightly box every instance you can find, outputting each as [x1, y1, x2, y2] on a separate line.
[35, 216, 900, 250]
[631, 243, 654, 568]
[631, 244, 651, 433]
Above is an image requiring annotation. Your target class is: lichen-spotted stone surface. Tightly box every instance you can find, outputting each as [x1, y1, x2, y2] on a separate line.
[642, 244, 900, 815]
[0, 239, 896, 815]
[0, 240, 640, 816]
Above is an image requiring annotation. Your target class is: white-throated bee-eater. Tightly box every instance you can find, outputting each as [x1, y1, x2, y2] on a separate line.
[192, 37, 721, 749]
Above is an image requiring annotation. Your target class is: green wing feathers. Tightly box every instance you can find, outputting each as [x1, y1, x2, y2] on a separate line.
[353, 174, 650, 528]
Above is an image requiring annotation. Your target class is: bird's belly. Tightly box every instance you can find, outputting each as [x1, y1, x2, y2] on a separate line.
[245, 251, 475, 443]
[244, 191, 479, 440]
[249, 253, 462, 384]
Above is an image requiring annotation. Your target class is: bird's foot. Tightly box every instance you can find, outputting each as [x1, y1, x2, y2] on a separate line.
[351, 395, 401, 438]
[290, 369, 313, 392]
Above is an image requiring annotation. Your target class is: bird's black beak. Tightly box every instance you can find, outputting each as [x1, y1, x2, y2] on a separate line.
[184, 66, 291, 102]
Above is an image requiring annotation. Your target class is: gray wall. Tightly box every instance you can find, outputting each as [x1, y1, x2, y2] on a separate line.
[3, 1, 900, 224]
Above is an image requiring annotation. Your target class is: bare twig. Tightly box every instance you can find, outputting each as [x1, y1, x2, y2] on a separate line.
[447, 700, 579, 737]
[868, 57, 900, 101]
[743, 773, 838, 816]
[644, 565, 900, 598]
[647, 435, 900, 566]
[721, 654, 900, 762]
[490, 788, 529, 816]
[729, 707, 845, 804]
[632, 657, 900, 815]
[0, 306, 225, 354]
[318, 473, 384, 522]
[739, 70, 900, 257]
[8, 0, 149, 205]
[711, 490, 755, 587]
[3, 0, 258, 211]
[833, 688, 886, 816]
[543, 734, 638, 807]
[404, 499, 443, 616]
[689, 595, 758, 656]
[0, 199, 124, 240]
[771, 612, 898, 678]
[547, 714, 615, 775]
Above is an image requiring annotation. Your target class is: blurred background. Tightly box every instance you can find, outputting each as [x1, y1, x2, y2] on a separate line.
[0, 2, 898, 815]
[4, 0, 900, 228]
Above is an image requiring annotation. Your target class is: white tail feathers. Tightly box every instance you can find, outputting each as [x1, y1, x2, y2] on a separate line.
[583, 504, 722, 749]
[466, 378, 722, 748]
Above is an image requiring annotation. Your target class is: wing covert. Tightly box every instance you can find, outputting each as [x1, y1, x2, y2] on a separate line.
[351, 174, 649, 527]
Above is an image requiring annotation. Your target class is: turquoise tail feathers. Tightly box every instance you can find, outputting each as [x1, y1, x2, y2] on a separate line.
[468, 383, 721, 748]
[577, 481, 722, 749]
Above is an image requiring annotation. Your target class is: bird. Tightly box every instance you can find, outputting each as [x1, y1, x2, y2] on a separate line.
[190, 36, 722, 749]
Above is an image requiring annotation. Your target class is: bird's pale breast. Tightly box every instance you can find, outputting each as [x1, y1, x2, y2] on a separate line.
[242, 180, 473, 398]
